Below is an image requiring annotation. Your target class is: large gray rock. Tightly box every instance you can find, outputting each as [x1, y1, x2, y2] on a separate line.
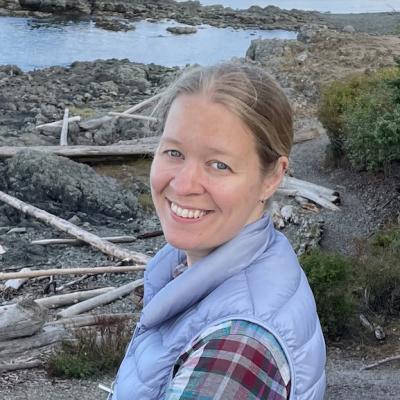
[3, 150, 139, 219]
[297, 24, 329, 43]
[95, 64, 150, 93]
[19, 0, 91, 13]
[166, 26, 197, 34]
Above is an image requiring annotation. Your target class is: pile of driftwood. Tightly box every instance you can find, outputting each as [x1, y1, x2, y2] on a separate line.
[0, 95, 343, 374]
[0, 188, 150, 373]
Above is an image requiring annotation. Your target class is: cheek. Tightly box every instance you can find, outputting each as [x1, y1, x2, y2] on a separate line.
[150, 159, 166, 195]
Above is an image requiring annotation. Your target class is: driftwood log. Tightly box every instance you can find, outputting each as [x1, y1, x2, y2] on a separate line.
[36, 116, 81, 130]
[35, 287, 115, 309]
[0, 265, 144, 280]
[278, 176, 340, 211]
[0, 324, 69, 358]
[362, 354, 400, 370]
[49, 312, 133, 329]
[60, 108, 69, 146]
[0, 131, 320, 162]
[0, 359, 43, 373]
[31, 235, 137, 246]
[109, 112, 157, 122]
[57, 278, 144, 318]
[119, 92, 163, 115]
[0, 300, 48, 341]
[0, 190, 150, 264]
[0, 139, 159, 161]
[5, 267, 31, 290]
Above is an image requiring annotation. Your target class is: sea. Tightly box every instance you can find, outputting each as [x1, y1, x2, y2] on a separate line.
[0, 1, 398, 71]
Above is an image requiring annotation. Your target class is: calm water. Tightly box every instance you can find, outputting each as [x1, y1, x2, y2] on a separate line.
[180, 0, 400, 13]
[0, 17, 296, 71]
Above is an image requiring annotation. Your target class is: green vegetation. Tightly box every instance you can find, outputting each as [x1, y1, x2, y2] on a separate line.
[357, 225, 400, 315]
[300, 249, 355, 338]
[301, 223, 400, 340]
[138, 193, 155, 211]
[69, 106, 96, 119]
[319, 65, 400, 171]
[46, 317, 131, 379]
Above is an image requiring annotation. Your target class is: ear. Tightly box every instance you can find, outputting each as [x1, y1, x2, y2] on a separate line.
[261, 156, 289, 200]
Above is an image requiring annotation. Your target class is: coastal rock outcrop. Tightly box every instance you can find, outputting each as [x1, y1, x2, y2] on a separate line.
[166, 26, 197, 34]
[1, 150, 139, 219]
[0, 60, 178, 147]
[1, 0, 325, 32]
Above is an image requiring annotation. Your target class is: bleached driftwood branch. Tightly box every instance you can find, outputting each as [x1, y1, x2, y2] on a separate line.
[109, 112, 157, 122]
[362, 354, 400, 370]
[5, 267, 31, 290]
[57, 278, 144, 318]
[0, 265, 144, 281]
[278, 176, 340, 211]
[0, 142, 157, 160]
[60, 108, 69, 146]
[48, 312, 133, 329]
[36, 116, 81, 130]
[35, 287, 116, 309]
[0, 190, 150, 264]
[31, 235, 137, 246]
[120, 92, 162, 115]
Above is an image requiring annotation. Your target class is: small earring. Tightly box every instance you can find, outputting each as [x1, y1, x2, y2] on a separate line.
[258, 199, 265, 204]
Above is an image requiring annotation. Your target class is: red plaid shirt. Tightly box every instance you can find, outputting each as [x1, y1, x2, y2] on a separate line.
[165, 319, 291, 400]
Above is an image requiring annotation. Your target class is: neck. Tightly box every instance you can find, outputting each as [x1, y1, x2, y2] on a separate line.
[185, 249, 211, 266]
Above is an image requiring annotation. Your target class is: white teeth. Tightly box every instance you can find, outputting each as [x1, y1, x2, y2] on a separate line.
[170, 202, 207, 219]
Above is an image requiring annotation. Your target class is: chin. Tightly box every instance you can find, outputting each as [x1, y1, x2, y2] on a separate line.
[163, 233, 205, 255]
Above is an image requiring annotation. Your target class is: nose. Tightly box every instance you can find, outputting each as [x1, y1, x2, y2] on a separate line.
[169, 161, 205, 196]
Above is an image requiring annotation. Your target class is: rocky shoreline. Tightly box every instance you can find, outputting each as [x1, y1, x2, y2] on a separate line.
[0, 60, 178, 147]
[0, 0, 326, 31]
[1, 0, 400, 36]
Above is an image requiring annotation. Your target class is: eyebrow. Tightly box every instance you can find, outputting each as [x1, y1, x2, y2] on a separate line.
[159, 137, 234, 157]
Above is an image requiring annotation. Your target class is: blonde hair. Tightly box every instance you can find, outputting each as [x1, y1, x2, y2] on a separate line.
[154, 61, 293, 173]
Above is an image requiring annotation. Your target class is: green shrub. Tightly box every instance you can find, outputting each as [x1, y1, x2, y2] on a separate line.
[300, 249, 355, 338]
[358, 226, 400, 315]
[372, 226, 400, 252]
[318, 67, 400, 171]
[319, 73, 370, 150]
[47, 317, 132, 379]
[343, 95, 400, 172]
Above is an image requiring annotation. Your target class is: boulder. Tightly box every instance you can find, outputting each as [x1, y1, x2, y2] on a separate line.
[343, 25, 356, 33]
[166, 26, 197, 34]
[95, 17, 135, 32]
[3, 150, 139, 219]
[297, 24, 328, 43]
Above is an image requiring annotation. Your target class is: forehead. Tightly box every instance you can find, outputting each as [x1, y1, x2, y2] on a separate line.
[162, 94, 256, 152]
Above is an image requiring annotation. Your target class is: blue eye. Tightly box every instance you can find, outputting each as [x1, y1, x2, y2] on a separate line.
[166, 150, 183, 158]
[211, 161, 229, 171]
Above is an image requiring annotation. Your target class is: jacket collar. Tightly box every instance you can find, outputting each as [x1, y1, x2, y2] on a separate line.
[141, 215, 275, 330]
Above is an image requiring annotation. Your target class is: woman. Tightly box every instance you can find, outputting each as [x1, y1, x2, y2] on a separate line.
[111, 62, 326, 399]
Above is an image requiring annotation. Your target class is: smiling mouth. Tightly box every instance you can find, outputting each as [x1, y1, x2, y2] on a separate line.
[169, 201, 211, 219]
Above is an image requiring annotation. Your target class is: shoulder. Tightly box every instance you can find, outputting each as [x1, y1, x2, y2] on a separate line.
[166, 320, 291, 400]
[193, 320, 290, 383]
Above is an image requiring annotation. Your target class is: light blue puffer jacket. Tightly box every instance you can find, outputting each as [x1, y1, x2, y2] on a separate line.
[112, 215, 326, 399]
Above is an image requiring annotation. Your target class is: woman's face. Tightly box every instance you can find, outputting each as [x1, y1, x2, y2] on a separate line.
[150, 94, 285, 265]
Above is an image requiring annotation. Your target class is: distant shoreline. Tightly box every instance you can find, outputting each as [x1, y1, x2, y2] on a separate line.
[318, 11, 400, 35]
[1, 0, 399, 35]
